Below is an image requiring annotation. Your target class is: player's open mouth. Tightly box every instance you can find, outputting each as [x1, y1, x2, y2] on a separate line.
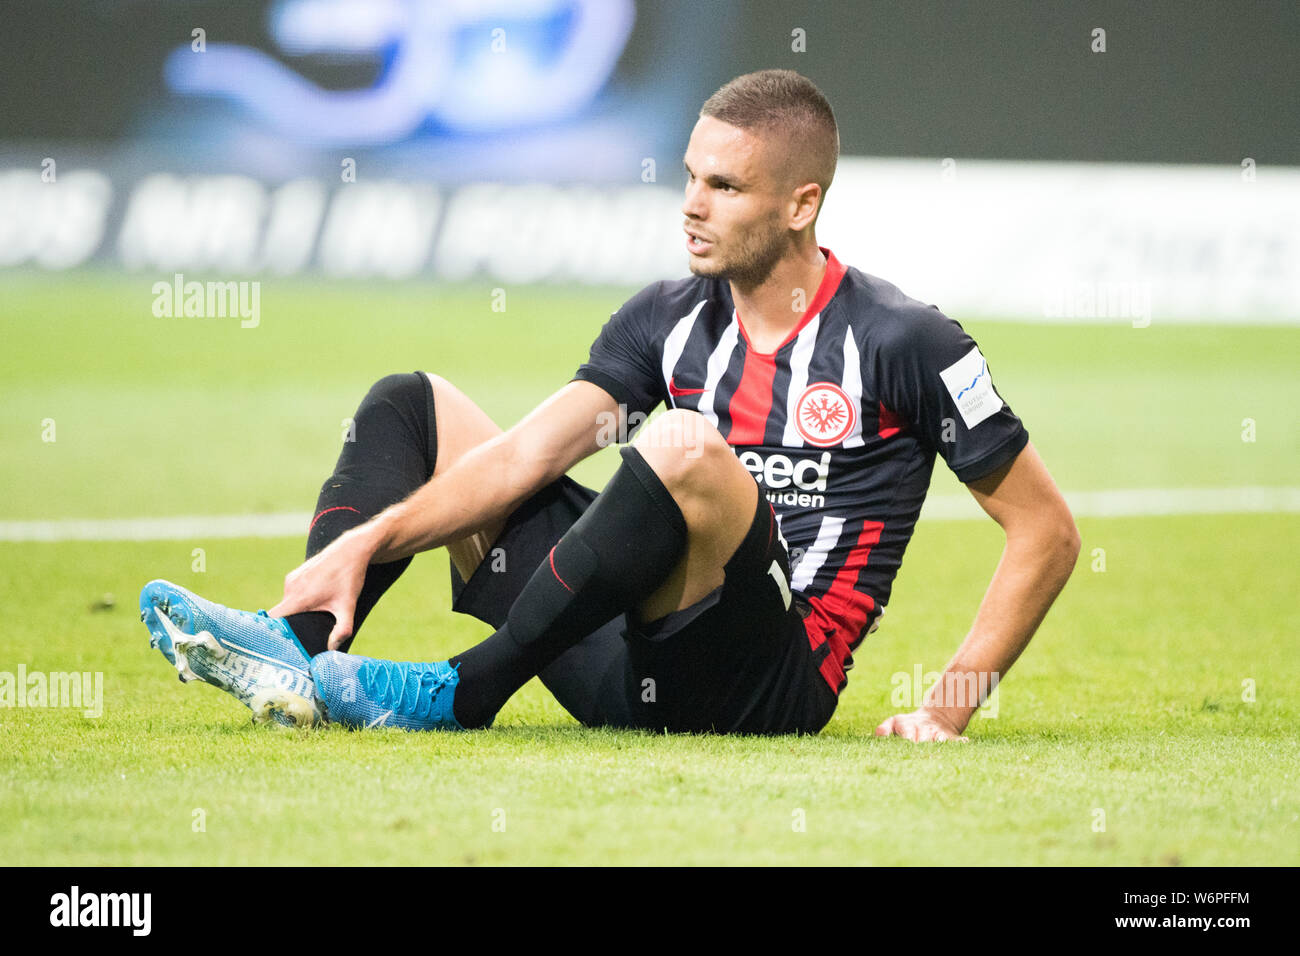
[685, 232, 713, 254]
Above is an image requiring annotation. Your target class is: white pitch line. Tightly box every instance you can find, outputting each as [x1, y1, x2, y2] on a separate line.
[1, 487, 1299, 542]
[0, 512, 312, 542]
[921, 486, 1300, 521]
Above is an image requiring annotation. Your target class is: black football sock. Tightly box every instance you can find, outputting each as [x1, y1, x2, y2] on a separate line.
[284, 373, 437, 657]
[450, 446, 688, 728]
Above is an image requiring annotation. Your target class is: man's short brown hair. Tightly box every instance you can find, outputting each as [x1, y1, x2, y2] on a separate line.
[700, 69, 839, 197]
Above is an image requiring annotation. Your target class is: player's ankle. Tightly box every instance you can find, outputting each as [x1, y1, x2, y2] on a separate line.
[450, 696, 497, 730]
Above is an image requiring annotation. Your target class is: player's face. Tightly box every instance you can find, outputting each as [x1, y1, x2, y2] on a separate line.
[681, 116, 791, 287]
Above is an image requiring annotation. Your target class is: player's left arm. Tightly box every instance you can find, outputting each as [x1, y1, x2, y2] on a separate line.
[875, 441, 1080, 741]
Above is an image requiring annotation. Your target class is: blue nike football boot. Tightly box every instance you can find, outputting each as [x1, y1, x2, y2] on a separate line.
[139, 579, 323, 727]
[310, 651, 464, 730]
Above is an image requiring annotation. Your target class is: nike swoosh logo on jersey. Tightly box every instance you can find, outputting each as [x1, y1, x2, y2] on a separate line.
[668, 376, 706, 397]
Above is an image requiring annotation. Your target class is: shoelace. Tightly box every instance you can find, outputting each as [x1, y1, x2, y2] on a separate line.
[361, 660, 458, 721]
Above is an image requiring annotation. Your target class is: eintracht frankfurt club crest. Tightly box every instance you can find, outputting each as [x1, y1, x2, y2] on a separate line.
[795, 382, 856, 447]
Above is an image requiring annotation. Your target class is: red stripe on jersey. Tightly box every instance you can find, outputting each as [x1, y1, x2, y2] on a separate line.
[802, 519, 884, 692]
[726, 348, 777, 445]
[878, 402, 905, 440]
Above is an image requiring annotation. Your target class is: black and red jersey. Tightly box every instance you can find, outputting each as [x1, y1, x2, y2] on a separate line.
[573, 248, 1029, 695]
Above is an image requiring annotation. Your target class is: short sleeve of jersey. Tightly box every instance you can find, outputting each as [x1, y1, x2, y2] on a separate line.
[875, 305, 1029, 483]
[572, 281, 666, 421]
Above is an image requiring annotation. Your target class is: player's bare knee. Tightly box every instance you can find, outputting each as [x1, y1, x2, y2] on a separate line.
[424, 372, 457, 404]
[423, 369, 465, 411]
[633, 409, 731, 492]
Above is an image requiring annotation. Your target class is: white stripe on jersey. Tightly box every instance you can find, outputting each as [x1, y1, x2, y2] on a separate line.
[660, 299, 707, 408]
[696, 309, 740, 430]
[841, 324, 865, 448]
[781, 313, 822, 447]
[791, 513, 844, 592]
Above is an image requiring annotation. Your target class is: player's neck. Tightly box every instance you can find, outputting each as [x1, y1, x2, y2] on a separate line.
[729, 241, 828, 354]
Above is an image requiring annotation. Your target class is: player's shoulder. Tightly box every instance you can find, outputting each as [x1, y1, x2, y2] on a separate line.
[837, 263, 965, 354]
[612, 274, 727, 327]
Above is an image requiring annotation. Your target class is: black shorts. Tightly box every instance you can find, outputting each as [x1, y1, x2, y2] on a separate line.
[450, 476, 839, 735]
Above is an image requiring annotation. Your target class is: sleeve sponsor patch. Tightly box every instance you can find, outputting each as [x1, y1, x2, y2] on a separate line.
[939, 345, 1004, 429]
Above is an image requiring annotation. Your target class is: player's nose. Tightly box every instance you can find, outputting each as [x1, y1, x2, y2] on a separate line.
[681, 179, 707, 220]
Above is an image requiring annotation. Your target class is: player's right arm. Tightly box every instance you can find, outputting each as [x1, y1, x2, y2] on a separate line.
[371, 379, 619, 561]
[271, 282, 666, 647]
[373, 279, 666, 563]
[269, 379, 621, 646]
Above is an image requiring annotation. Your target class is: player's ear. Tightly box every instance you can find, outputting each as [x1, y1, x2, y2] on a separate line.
[788, 181, 822, 230]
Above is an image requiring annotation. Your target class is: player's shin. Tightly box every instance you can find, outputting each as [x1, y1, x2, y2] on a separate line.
[286, 372, 437, 655]
[449, 446, 688, 728]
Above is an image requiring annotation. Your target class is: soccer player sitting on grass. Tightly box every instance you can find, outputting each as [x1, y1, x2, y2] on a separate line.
[139, 69, 1080, 740]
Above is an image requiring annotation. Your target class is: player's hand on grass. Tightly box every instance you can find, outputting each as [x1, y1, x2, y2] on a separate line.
[874, 707, 970, 742]
[269, 525, 377, 649]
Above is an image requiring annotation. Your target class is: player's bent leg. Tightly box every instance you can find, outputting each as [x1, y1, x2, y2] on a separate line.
[136, 370, 506, 727]
[629, 408, 761, 623]
[282, 371, 506, 655]
[372, 438, 691, 730]
[307, 410, 762, 733]
[449, 476, 640, 729]
[621, 410, 833, 735]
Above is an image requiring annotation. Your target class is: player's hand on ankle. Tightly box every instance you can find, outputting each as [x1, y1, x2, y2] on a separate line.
[270, 524, 378, 649]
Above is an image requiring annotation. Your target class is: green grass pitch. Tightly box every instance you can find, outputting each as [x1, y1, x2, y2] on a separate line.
[2, 272, 1297, 865]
